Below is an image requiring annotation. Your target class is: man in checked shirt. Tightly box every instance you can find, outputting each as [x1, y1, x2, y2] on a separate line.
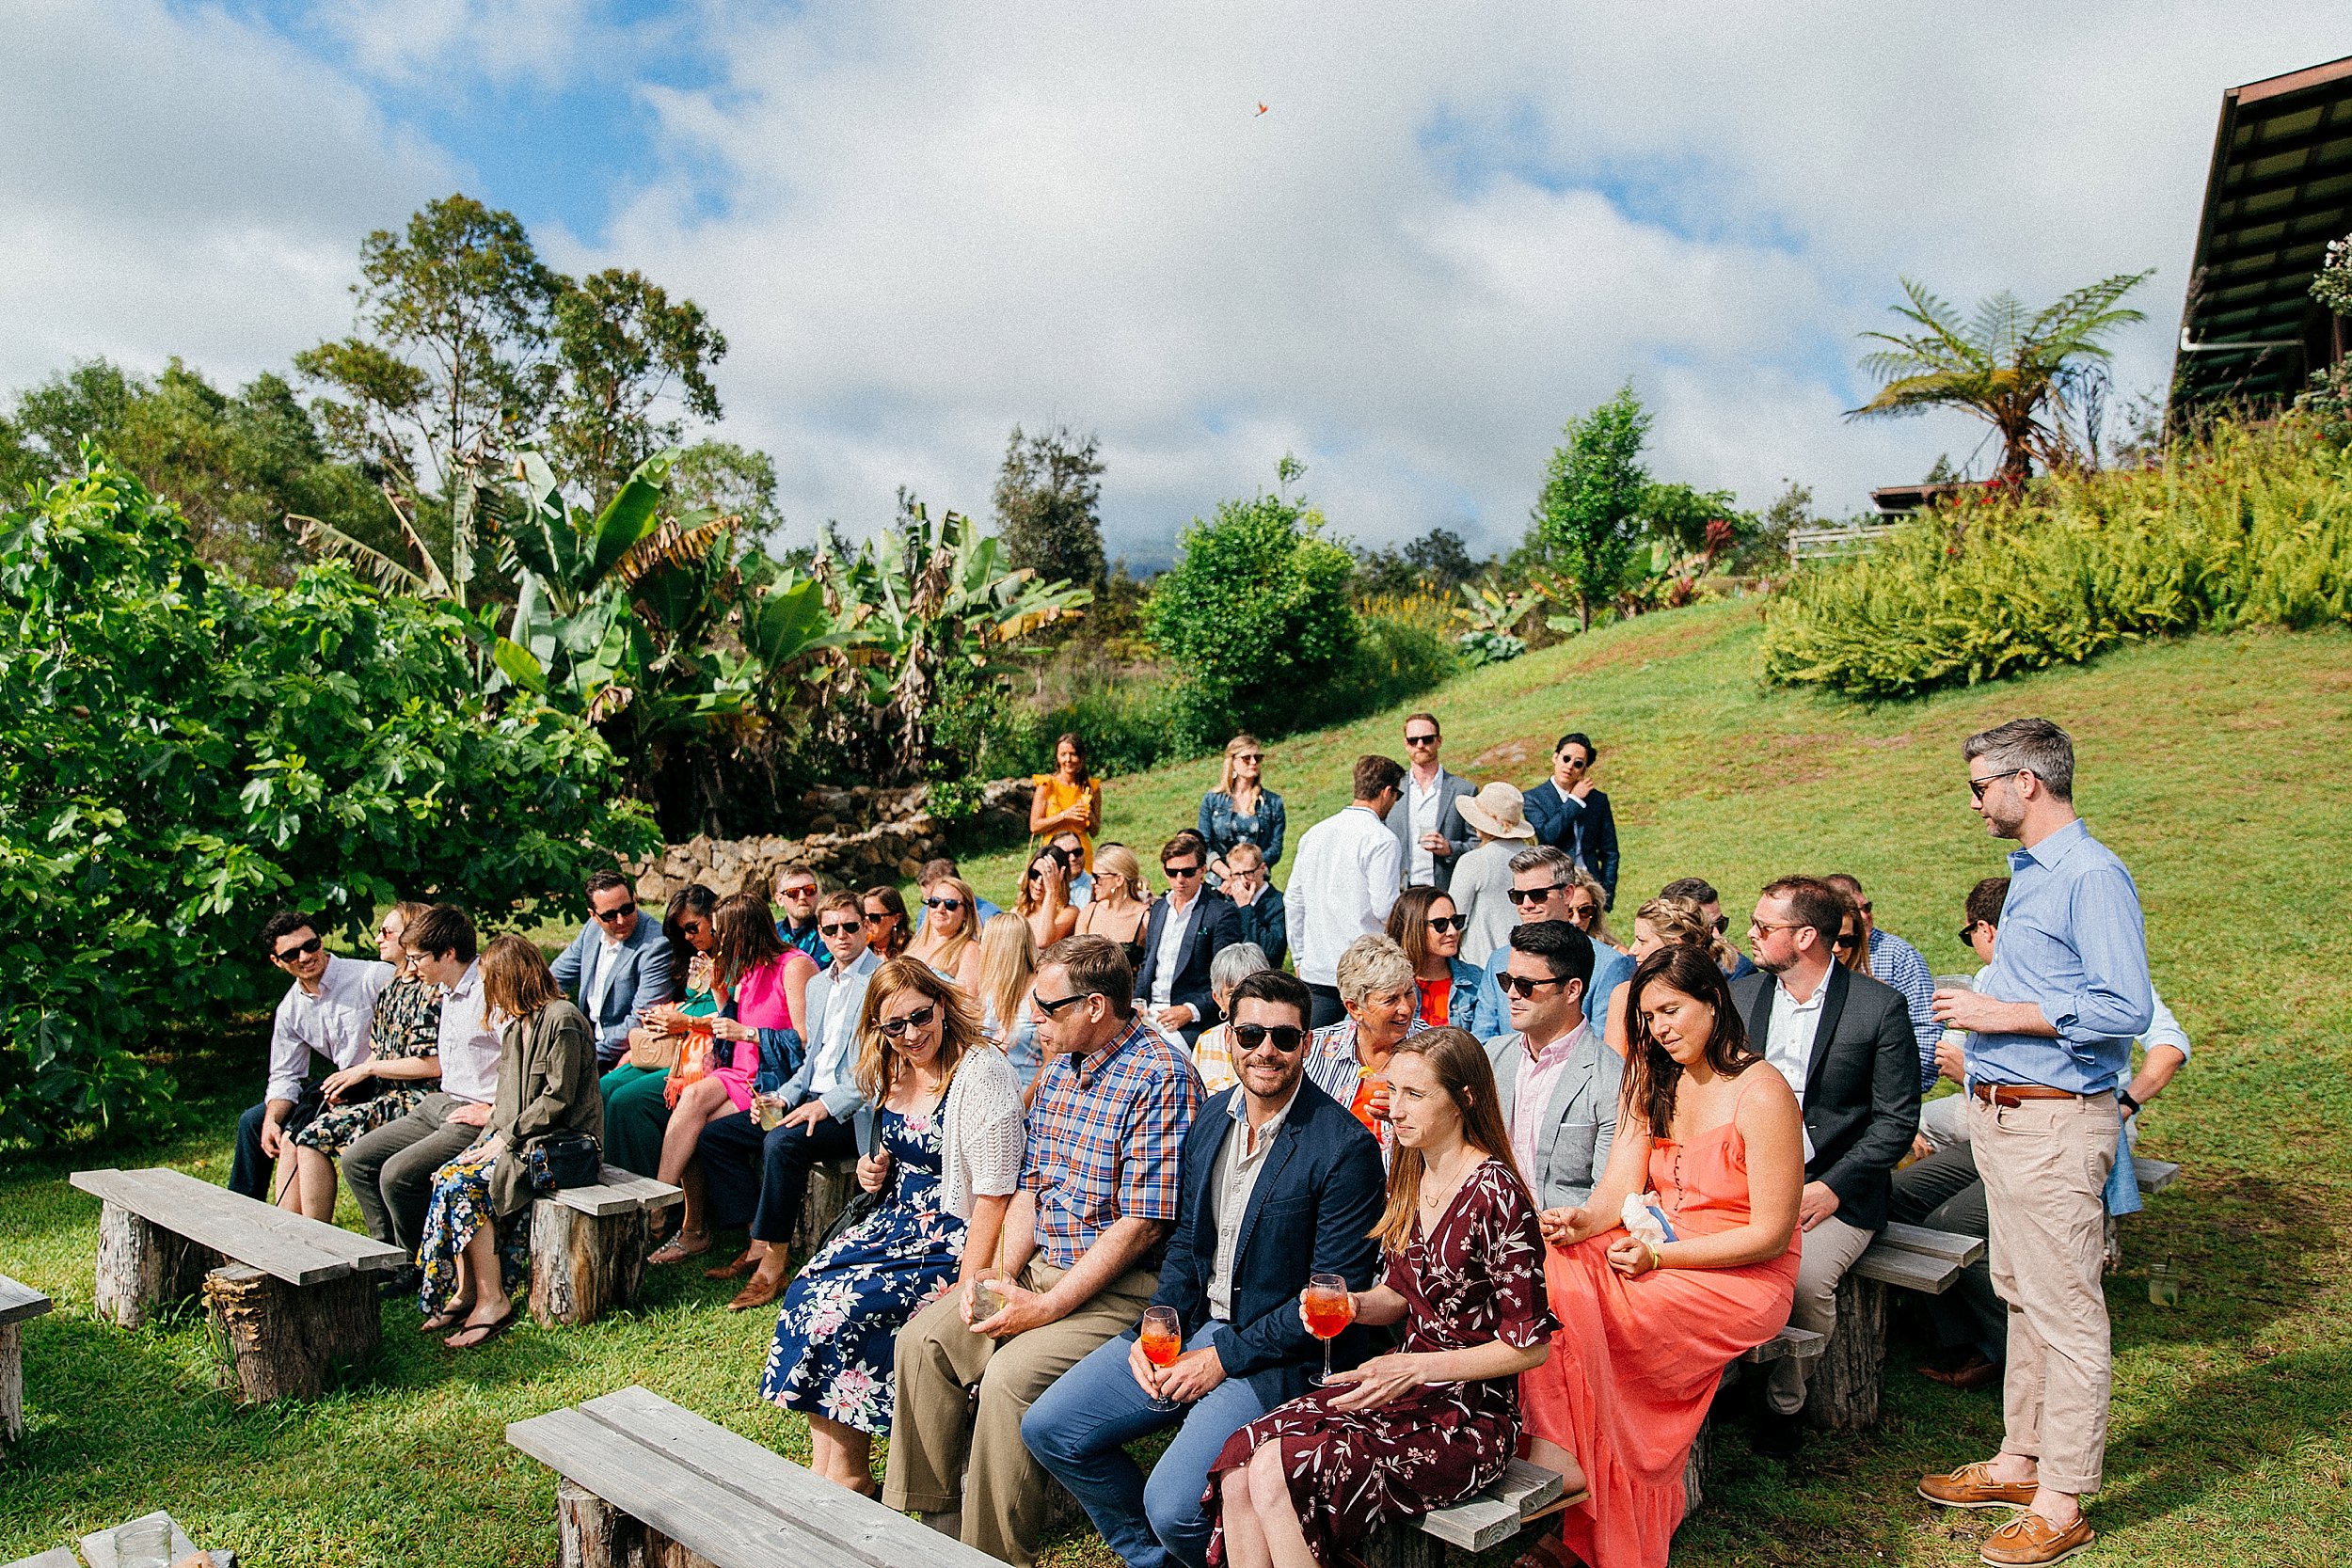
[886, 934, 1202, 1566]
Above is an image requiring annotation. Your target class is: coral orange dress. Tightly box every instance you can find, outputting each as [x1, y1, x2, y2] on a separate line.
[1030, 772, 1097, 869]
[1520, 1069, 1800, 1568]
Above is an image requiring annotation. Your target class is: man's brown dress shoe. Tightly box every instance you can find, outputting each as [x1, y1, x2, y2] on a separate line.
[1979, 1512, 2093, 1565]
[727, 1270, 786, 1312]
[1919, 1462, 2040, 1511]
[1921, 1352, 2001, 1390]
[705, 1250, 758, 1281]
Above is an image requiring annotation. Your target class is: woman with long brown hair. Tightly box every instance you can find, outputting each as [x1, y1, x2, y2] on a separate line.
[1518, 945, 1805, 1568]
[1387, 885, 1480, 1030]
[759, 958, 1024, 1496]
[416, 933, 601, 1348]
[1028, 732, 1103, 870]
[1206, 1026, 1555, 1568]
[1014, 844, 1080, 952]
[862, 885, 911, 959]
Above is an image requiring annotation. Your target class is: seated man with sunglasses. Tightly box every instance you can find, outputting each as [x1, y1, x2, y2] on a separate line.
[230, 909, 394, 1205]
[548, 869, 676, 1072]
[886, 936, 1200, 1567]
[1132, 832, 1243, 1049]
[1469, 846, 1629, 1040]
[1484, 919, 1620, 1214]
[1025, 969, 1385, 1568]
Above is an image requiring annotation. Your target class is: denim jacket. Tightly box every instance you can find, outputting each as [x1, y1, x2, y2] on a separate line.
[1198, 790, 1287, 868]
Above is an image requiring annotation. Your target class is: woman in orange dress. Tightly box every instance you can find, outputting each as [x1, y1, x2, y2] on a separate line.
[1519, 945, 1805, 1568]
[1028, 732, 1103, 871]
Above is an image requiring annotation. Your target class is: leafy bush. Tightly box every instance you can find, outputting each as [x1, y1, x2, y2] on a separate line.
[1327, 599, 1462, 721]
[1148, 490, 1359, 746]
[1760, 421, 2352, 698]
[0, 455, 658, 1145]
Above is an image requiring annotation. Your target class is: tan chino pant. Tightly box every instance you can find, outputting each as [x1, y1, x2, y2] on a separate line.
[1970, 1090, 2121, 1495]
[883, 1261, 1159, 1566]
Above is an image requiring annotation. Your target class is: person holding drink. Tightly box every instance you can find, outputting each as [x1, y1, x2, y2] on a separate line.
[1026, 969, 1385, 1568]
[598, 884, 720, 1180]
[1302, 936, 1429, 1155]
[1202, 1025, 1555, 1568]
[759, 958, 1023, 1496]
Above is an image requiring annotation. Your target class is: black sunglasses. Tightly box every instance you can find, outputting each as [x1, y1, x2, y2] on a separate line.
[1404, 732, 1439, 746]
[1835, 929, 1862, 949]
[923, 896, 963, 911]
[1425, 914, 1465, 934]
[1497, 973, 1565, 998]
[1033, 991, 1090, 1016]
[594, 901, 638, 924]
[1232, 1022, 1306, 1053]
[1162, 863, 1202, 879]
[878, 1004, 937, 1037]
[1969, 768, 2025, 800]
[1506, 882, 1570, 906]
[272, 935, 324, 961]
[820, 919, 863, 937]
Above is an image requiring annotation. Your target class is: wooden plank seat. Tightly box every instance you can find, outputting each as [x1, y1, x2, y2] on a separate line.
[70, 1167, 401, 1403]
[2107, 1156, 2185, 1269]
[1363, 1459, 1568, 1568]
[530, 1165, 684, 1327]
[508, 1385, 1009, 1568]
[0, 1275, 53, 1458]
[78, 1510, 235, 1567]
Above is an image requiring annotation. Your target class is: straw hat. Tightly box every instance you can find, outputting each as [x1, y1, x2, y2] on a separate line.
[1458, 781, 1535, 841]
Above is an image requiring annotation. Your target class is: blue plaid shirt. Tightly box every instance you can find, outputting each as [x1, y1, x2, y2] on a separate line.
[1867, 927, 1940, 1091]
[1023, 1016, 1201, 1268]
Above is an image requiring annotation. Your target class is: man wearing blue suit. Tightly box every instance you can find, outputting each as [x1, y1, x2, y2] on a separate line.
[548, 871, 675, 1071]
[1025, 970, 1386, 1568]
[1132, 832, 1243, 1048]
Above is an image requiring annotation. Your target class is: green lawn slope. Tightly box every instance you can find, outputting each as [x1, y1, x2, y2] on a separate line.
[5, 599, 2350, 1566]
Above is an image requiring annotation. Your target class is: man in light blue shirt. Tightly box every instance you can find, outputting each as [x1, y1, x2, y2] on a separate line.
[1919, 719, 2151, 1564]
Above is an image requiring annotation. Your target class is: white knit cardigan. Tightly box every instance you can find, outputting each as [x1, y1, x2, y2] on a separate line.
[940, 1042, 1025, 1221]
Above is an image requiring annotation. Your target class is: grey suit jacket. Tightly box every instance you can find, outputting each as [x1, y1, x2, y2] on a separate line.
[785, 947, 882, 1120]
[1391, 768, 1479, 893]
[1486, 1022, 1623, 1210]
[548, 915, 675, 1061]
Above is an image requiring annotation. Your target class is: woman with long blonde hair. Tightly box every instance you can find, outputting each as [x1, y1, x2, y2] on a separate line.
[1602, 894, 1716, 1058]
[975, 912, 1041, 1096]
[908, 874, 984, 990]
[1205, 1026, 1553, 1567]
[1198, 734, 1286, 882]
[758, 958, 1024, 1497]
[1074, 843, 1152, 965]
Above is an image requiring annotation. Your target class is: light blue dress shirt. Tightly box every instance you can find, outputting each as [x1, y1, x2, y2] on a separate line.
[1964, 818, 2153, 1097]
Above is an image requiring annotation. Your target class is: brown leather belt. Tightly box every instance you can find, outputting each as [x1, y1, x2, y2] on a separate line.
[1970, 1083, 2083, 1106]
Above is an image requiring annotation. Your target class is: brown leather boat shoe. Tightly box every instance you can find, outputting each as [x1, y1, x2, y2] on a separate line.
[1979, 1511, 2094, 1565]
[705, 1250, 758, 1281]
[727, 1271, 786, 1312]
[1918, 1462, 2040, 1511]
[1921, 1352, 2002, 1390]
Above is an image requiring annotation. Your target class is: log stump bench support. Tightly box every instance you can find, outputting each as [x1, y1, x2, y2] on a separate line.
[530, 1167, 685, 1328]
[789, 1158, 862, 1259]
[0, 1275, 53, 1459]
[1787, 1221, 1986, 1435]
[509, 1385, 1009, 1568]
[69, 1167, 403, 1403]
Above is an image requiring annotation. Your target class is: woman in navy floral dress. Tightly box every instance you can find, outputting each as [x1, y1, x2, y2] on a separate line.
[1206, 1027, 1555, 1568]
[759, 958, 1024, 1495]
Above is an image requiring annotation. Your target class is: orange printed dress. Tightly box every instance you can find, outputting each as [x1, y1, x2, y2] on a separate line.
[1030, 773, 1097, 869]
[1521, 1069, 1800, 1568]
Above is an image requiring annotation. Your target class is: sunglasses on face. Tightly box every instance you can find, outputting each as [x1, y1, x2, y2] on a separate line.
[820, 919, 864, 937]
[273, 935, 324, 962]
[1836, 930, 1862, 950]
[1232, 1022, 1306, 1053]
[877, 1004, 937, 1038]
[1506, 882, 1571, 906]
[1969, 768, 2024, 800]
[1162, 863, 1202, 879]
[1564, 904, 1597, 926]
[779, 884, 818, 901]
[1712, 915, 1731, 934]
[923, 896, 963, 911]
[863, 908, 892, 923]
[1497, 973, 1565, 998]
[1558, 753, 1589, 768]
[1033, 991, 1089, 1016]
[679, 920, 707, 937]
[1425, 914, 1465, 934]
[1405, 732, 1439, 747]
[1235, 753, 1262, 765]
[594, 901, 638, 924]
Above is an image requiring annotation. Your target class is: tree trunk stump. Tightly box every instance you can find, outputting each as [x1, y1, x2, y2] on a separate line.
[201, 1264, 381, 1403]
[557, 1480, 720, 1568]
[94, 1203, 217, 1328]
[1681, 1406, 1712, 1518]
[789, 1161, 858, 1259]
[0, 1323, 22, 1454]
[1805, 1272, 1887, 1433]
[1364, 1521, 1445, 1568]
[532, 1202, 649, 1327]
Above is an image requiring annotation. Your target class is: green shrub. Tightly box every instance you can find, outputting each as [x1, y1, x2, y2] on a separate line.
[0, 454, 658, 1145]
[1316, 595, 1462, 724]
[1759, 421, 2352, 698]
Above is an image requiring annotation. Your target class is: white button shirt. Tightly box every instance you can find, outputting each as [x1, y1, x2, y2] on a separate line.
[266, 955, 394, 1103]
[1283, 806, 1403, 988]
[1406, 773, 1441, 886]
[1206, 1084, 1297, 1320]
[436, 960, 502, 1103]
[581, 928, 627, 1018]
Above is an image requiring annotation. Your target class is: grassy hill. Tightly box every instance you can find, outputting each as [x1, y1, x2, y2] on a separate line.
[5, 599, 2351, 1565]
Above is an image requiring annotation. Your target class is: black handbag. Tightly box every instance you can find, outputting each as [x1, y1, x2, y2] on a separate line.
[816, 1107, 883, 1248]
[526, 1131, 604, 1194]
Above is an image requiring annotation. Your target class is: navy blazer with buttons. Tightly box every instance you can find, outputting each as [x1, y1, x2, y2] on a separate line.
[1140, 1077, 1388, 1409]
[1132, 890, 1243, 1046]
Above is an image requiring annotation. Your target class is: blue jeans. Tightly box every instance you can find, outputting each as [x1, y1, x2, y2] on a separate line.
[1022, 1326, 1269, 1568]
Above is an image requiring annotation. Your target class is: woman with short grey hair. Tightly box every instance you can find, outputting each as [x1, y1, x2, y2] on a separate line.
[1303, 935, 1425, 1155]
[1187, 942, 1275, 1094]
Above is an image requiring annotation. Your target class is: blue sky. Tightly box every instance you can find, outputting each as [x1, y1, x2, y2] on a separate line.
[8, 4, 2350, 557]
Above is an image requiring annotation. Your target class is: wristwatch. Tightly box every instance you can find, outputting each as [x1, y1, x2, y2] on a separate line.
[2117, 1090, 2141, 1116]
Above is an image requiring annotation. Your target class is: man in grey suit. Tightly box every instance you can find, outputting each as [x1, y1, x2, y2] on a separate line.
[1391, 712, 1477, 892]
[1486, 919, 1621, 1212]
[1730, 875, 1921, 1449]
[549, 870, 675, 1070]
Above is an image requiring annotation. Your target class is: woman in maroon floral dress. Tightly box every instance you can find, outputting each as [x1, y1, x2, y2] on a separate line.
[1206, 1025, 1556, 1568]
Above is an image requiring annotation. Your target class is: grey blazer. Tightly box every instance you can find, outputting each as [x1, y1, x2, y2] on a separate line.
[1391, 768, 1479, 893]
[548, 914, 675, 1060]
[1486, 1023, 1623, 1211]
[785, 947, 882, 1121]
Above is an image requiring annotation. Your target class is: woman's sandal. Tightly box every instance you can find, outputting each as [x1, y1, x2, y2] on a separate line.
[647, 1230, 711, 1266]
[444, 1307, 516, 1350]
[420, 1307, 470, 1333]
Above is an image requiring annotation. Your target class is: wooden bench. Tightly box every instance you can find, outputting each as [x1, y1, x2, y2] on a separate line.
[9, 1510, 236, 1568]
[70, 1167, 402, 1402]
[1, 1275, 52, 1458]
[1367, 1460, 1568, 1568]
[530, 1166, 685, 1327]
[509, 1385, 1009, 1568]
[1772, 1221, 1986, 1433]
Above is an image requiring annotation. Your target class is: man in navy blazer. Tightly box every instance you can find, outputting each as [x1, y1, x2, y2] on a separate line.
[1520, 731, 1621, 909]
[548, 870, 675, 1069]
[1025, 970, 1385, 1568]
[1132, 833, 1242, 1048]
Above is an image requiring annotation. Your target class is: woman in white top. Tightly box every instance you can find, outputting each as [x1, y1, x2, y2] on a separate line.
[757, 958, 1024, 1496]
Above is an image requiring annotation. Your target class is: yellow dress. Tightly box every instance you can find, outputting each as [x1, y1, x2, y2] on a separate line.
[1031, 773, 1096, 869]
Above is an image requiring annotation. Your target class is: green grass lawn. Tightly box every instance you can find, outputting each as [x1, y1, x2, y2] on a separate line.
[7, 600, 2351, 1565]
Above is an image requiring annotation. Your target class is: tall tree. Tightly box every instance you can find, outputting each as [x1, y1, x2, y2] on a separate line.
[548, 268, 726, 503]
[1848, 271, 2152, 483]
[993, 424, 1107, 592]
[1534, 384, 1652, 629]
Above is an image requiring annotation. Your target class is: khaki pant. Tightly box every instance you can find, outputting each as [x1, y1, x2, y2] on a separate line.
[884, 1261, 1159, 1566]
[1766, 1212, 1876, 1416]
[1971, 1091, 2120, 1495]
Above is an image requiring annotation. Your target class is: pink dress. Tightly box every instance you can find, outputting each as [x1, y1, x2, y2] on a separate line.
[716, 956, 803, 1113]
[1520, 1069, 1800, 1568]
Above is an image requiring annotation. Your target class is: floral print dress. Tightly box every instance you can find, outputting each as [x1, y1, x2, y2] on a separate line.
[758, 1104, 965, 1433]
[1203, 1159, 1557, 1565]
[292, 973, 441, 1158]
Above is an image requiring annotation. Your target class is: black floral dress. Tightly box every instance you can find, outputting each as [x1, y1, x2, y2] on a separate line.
[292, 973, 442, 1158]
[1203, 1160, 1557, 1565]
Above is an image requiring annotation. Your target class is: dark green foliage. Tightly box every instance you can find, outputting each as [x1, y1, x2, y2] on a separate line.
[993, 425, 1107, 593]
[548, 269, 726, 504]
[0, 454, 657, 1145]
[1147, 487, 1359, 745]
[1760, 421, 2352, 697]
[1638, 481, 1745, 554]
[1350, 526, 1486, 598]
[1534, 383, 1653, 628]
